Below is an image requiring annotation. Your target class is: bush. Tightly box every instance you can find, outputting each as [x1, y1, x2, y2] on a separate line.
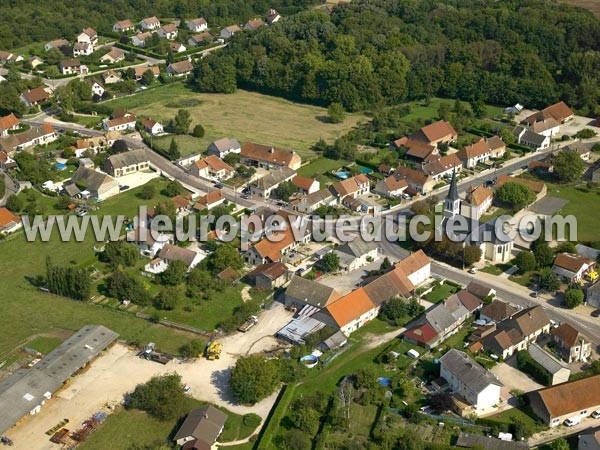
[564, 288, 584, 308]
[515, 251, 536, 273]
[128, 373, 186, 420]
[192, 124, 205, 138]
[229, 355, 279, 404]
[243, 413, 262, 428]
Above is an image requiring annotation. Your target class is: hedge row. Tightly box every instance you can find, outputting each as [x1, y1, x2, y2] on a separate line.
[516, 350, 551, 386]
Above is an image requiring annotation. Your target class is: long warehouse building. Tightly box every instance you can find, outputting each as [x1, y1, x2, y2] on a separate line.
[0, 325, 119, 435]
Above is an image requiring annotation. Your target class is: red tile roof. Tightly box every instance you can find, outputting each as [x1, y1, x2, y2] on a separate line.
[326, 288, 376, 328]
[0, 113, 20, 132]
[404, 322, 439, 345]
[0, 207, 21, 227]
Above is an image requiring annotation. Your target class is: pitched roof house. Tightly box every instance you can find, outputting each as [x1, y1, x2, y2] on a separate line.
[173, 405, 228, 448]
[421, 153, 462, 180]
[457, 139, 491, 168]
[220, 25, 241, 38]
[480, 300, 517, 323]
[265, 8, 281, 25]
[0, 207, 22, 234]
[158, 244, 203, 269]
[333, 238, 379, 273]
[313, 288, 378, 336]
[552, 252, 596, 282]
[191, 155, 234, 180]
[140, 16, 161, 30]
[187, 18, 208, 32]
[113, 19, 135, 33]
[329, 174, 370, 201]
[20, 87, 50, 107]
[100, 48, 125, 64]
[193, 189, 226, 211]
[206, 138, 241, 158]
[247, 262, 288, 290]
[244, 18, 265, 30]
[392, 137, 438, 161]
[440, 349, 502, 414]
[157, 23, 179, 40]
[250, 167, 297, 199]
[551, 323, 592, 363]
[167, 60, 194, 77]
[375, 174, 408, 198]
[240, 142, 301, 170]
[188, 32, 214, 46]
[284, 276, 341, 310]
[461, 184, 494, 221]
[393, 165, 436, 195]
[524, 101, 574, 125]
[528, 374, 600, 426]
[68, 166, 119, 200]
[411, 120, 458, 147]
[0, 113, 20, 137]
[292, 175, 319, 195]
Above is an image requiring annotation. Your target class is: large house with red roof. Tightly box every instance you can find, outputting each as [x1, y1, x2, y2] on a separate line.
[410, 120, 457, 148]
[0, 207, 22, 234]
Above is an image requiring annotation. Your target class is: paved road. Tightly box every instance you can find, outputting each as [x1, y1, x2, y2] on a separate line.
[0, 171, 18, 207]
[378, 238, 600, 346]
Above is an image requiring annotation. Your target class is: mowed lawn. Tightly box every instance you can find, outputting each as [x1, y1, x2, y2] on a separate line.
[82, 398, 257, 450]
[103, 84, 367, 157]
[401, 97, 503, 122]
[0, 208, 198, 358]
[545, 182, 600, 243]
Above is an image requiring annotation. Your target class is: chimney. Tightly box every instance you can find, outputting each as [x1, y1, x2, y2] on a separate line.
[270, 147, 275, 153]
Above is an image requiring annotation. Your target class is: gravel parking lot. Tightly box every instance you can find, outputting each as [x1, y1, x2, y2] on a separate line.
[491, 358, 543, 394]
[5, 302, 293, 450]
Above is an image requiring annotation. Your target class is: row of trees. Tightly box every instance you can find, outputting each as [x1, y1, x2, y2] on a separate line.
[45, 257, 91, 301]
[191, 1, 600, 114]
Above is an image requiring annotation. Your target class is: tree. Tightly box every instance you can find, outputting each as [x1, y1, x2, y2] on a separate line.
[192, 124, 205, 138]
[110, 139, 129, 155]
[274, 180, 296, 202]
[554, 242, 577, 254]
[179, 339, 205, 359]
[163, 180, 184, 197]
[500, 128, 516, 146]
[380, 297, 408, 325]
[553, 149, 585, 182]
[160, 260, 188, 285]
[172, 109, 191, 134]
[532, 241, 554, 268]
[6, 194, 23, 212]
[154, 285, 184, 310]
[103, 241, 139, 268]
[549, 438, 570, 450]
[281, 429, 312, 450]
[411, 200, 429, 216]
[574, 129, 596, 139]
[564, 288, 584, 308]
[496, 182, 536, 210]
[107, 269, 151, 305]
[139, 184, 156, 200]
[322, 252, 340, 272]
[167, 138, 180, 160]
[429, 392, 454, 413]
[128, 374, 186, 420]
[223, 153, 240, 165]
[540, 268, 561, 292]
[45, 257, 91, 301]
[463, 245, 482, 266]
[515, 251, 536, 273]
[328, 102, 345, 123]
[511, 416, 534, 441]
[229, 355, 279, 404]
[206, 244, 243, 273]
[141, 69, 156, 86]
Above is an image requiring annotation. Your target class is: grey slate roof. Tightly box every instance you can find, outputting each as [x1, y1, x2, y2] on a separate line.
[106, 148, 148, 169]
[528, 343, 570, 376]
[425, 297, 469, 334]
[285, 275, 339, 308]
[173, 405, 228, 445]
[209, 138, 240, 153]
[457, 433, 529, 450]
[158, 244, 198, 267]
[253, 167, 296, 190]
[336, 238, 378, 258]
[440, 349, 502, 394]
[69, 166, 114, 192]
[0, 325, 118, 435]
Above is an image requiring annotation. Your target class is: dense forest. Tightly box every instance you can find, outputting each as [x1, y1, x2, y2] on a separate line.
[191, 0, 600, 113]
[0, 0, 312, 49]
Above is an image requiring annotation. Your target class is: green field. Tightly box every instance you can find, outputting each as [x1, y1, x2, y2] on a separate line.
[102, 84, 367, 158]
[298, 157, 349, 178]
[423, 282, 459, 303]
[26, 336, 63, 354]
[82, 399, 257, 450]
[545, 182, 600, 243]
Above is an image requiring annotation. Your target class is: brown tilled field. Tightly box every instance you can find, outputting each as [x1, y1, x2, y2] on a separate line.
[562, 0, 600, 17]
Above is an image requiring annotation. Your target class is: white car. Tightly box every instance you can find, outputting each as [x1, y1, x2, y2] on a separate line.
[592, 410, 600, 419]
[468, 268, 477, 274]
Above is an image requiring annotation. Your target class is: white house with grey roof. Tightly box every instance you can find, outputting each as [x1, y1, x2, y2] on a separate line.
[333, 238, 379, 272]
[104, 149, 151, 177]
[284, 275, 342, 311]
[206, 138, 241, 158]
[250, 167, 296, 198]
[440, 349, 502, 415]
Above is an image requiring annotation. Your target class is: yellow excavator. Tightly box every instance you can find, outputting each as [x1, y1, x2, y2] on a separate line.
[204, 332, 222, 360]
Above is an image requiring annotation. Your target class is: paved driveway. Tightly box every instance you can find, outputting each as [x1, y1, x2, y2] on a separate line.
[491, 359, 543, 394]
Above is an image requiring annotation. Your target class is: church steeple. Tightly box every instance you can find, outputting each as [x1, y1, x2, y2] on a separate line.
[444, 169, 461, 219]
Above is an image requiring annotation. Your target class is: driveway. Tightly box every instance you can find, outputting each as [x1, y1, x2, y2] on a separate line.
[4, 303, 293, 450]
[491, 358, 543, 394]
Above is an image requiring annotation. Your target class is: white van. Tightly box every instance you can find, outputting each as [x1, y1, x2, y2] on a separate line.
[565, 416, 581, 427]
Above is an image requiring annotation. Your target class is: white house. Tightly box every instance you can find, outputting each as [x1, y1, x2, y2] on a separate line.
[157, 24, 178, 40]
[333, 239, 379, 273]
[512, 126, 550, 151]
[100, 48, 125, 64]
[220, 25, 241, 39]
[131, 32, 152, 48]
[530, 118, 560, 137]
[187, 18, 208, 32]
[77, 28, 98, 46]
[457, 139, 491, 169]
[169, 42, 186, 53]
[375, 174, 408, 198]
[312, 288, 378, 336]
[292, 175, 320, 195]
[128, 228, 173, 256]
[190, 155, 234, 181]
[552, 252, 596, 283]
[158, 244, 204, 270]
[461, 185, 493, 221]
[329, 174, 370, 203]
[87, 79, 105, 97]
[113, 20, 135, 33]
[73, 42, 93, 57]
[440, 349, 502, 415]
[140, 16, 161, 30]
[142, 118, 163, 136]
[166, 60, 193, 77]
[206, 138, 241, 158]
[0, 207, 22, 235]
[144, 258, 169, 275]
[103, 115, 136, 132]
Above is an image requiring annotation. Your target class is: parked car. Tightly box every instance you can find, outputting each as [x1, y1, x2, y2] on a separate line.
[468, 268, 477, 274]
[119, 185, 130, 191]
[530, 291, 540, 298]
[592, 309, 600, 318]
[295, 267, 305, 275]
[592, 410, 600, 419]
